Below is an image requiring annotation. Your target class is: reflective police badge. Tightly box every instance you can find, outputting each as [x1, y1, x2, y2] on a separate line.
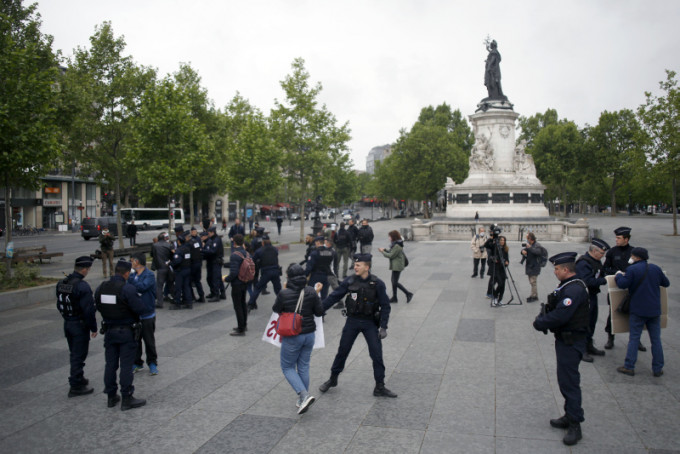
[563, 298, 572, 307]
[351, 293, 358, 301]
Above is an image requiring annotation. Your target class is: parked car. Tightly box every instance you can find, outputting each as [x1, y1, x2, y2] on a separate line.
[80, 216, 123, 240]
[342, 209, 353, 221]
[290, 213, 301, 221]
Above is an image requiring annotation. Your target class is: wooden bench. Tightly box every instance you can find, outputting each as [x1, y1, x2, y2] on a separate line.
[0, 245, 64, 264]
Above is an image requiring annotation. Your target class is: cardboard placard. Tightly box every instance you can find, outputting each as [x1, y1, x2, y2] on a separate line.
[262, 312, 325, 349]
[606, 275, 668, 334]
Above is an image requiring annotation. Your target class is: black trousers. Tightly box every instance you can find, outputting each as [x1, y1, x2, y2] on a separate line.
[473, 258, 486, 276]
[487, 267, 506, 300]
[555, 338, 585, 422]
[331, 317, 385, 383]
[104, 327, 137, 397]
[190, 263, 204, 299]
[391, 270, 409, 298]
[134, 317, 157, 367]
[587, 294, 598, 342]
[174, 267, 191, 304]
[64, 320, 90, 388]
[231, 282, 248, 331]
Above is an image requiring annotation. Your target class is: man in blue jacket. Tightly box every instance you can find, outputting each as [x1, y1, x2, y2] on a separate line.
[129, 252, 158, 376]
[615, 247, 670, 377]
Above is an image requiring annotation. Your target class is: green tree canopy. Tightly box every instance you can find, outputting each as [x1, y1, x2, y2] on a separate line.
[270, 58, 351, 241]
[378, 103, 473, 218]
[0, 0, 61, 246]
[638, 69, 680, 235]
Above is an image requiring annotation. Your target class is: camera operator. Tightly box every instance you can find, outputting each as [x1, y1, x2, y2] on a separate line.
[484, 226, 509, 306]
[521, 232, 545, 302]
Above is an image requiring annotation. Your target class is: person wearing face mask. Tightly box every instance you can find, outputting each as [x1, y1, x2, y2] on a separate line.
[470, 227, 487, 278]
[602, 227, 646, 351]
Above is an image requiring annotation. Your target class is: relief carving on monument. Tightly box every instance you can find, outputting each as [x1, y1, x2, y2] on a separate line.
[512, 139, 539, 183]
[468, 133, 495, 172]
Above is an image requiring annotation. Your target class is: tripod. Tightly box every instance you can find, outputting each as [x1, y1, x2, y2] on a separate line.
[487, 237, 523, 307]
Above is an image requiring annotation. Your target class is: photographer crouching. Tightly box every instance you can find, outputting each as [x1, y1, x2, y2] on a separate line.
[484, 225, 509, 307]
[520, 232, 547, 302]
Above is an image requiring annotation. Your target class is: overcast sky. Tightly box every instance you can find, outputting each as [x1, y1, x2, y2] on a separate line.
[37, 0, 680, 170]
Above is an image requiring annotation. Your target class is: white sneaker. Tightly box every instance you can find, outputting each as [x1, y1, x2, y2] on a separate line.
[297, 395, 316, 414]
[295, 396, 302, 408]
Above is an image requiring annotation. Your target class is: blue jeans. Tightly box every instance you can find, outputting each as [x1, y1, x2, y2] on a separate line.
[280, 332, 315, 394]
[625, 313, 664, 372]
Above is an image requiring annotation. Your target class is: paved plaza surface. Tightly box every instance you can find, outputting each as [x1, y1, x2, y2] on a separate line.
[0, 215, 679, 453]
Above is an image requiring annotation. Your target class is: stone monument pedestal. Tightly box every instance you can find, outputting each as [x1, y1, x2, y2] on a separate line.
[445, 100, 550, 220]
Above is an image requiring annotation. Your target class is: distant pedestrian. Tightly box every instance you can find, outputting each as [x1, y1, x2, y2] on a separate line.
[57, 256, 97, 398]
[470, 227, 487, 278]
[127, 220, 138, 246]
[222, 218, 227, 232]
[358, 219, 374, 254]
[475, 211, 479, 223]
[228, 218, 246, 253]
[276, 214, 283, 235]
[615, 247, 670, 378]
[379, 230, 413, 303]
[98, 228, 115, 278]
[334, 222, 352, 278]
[273, 264, 324, 414]
[347, 219, 359, 256]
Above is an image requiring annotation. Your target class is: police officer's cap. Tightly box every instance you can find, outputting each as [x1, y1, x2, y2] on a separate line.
[286, 263, 305, 278]
[354, 253, 372, 263]
[190, 226, 198, 232]
[261, 234, 270, 241]
[549, 252, 577, 266]
[116, 259, 132, 272]
[174, 225, 184, 233]
[591, 238, 610, 251]
[314, 235, 325, 243]
[75, 256, 93, 268]
[208, 225, 217, 233]
[614, 226, 632, 236]
[255, 226, 265, 234]
[631, 247, 649, 261]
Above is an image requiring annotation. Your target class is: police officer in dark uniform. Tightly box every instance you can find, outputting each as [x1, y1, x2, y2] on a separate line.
[575, 238, 610, 363]
[188, 226, 206, 303]
[305, 236, 335, 300]
[533, 252, 589, 446]
[299, 234, 316, 266]
[57, 256, 98, 397]
[95, 259, 147, 410]
[169, 232, 192, 310]
[247, 235, 282, 311]
[250, 227, 270, 295]
[203, 226, 226, 302]
[602, 226, 645, 351]
[318, 253, 397, 398]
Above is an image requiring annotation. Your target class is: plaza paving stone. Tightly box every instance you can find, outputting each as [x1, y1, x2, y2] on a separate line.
[0, 214, 679, 453]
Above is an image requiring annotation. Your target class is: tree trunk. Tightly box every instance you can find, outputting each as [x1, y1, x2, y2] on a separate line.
[299, 196, 305, 243]
[189, 188, 194, 226]
[4, 181, 12, 278]
[672, 175, 678, 236]
[610, 177, 617, 217]
[115, 173, 125, 250]
[562, 187, 567, 217]
[168, 196, 174, 237]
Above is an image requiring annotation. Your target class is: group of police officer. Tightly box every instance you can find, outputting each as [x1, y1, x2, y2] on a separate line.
[532, 225, 664, 446]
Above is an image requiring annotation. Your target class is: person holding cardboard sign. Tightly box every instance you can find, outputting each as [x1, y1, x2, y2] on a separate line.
[615, 248, 670, 377]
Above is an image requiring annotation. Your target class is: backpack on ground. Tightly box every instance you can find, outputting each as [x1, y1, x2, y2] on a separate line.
[235, 251, 256, 282]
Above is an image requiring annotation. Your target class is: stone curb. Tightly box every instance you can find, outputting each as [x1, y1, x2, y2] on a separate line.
[0, 283, 54, 312]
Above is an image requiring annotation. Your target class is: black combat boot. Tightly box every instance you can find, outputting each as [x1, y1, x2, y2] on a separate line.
[373, 382, 398, 398]
[604, 334, 614, 349]
[638, 342, 647, 352]
[563, 420, 582, 446]
[121, 395, 146, 411]
[587, 340, 605, 356]
[549, 414, 569, 429]
[219, 293, 227, 300]
[68, 385, 94, 398]
[107, 394, 121, 408]
[581, 352, 593, 363]
[319, 374, 338, 393]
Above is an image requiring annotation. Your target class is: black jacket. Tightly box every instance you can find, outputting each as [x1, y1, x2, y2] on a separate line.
[272, 275, 324, 334]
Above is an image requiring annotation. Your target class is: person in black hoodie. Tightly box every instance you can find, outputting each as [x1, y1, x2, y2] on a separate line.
[273, 264, 324, 414]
